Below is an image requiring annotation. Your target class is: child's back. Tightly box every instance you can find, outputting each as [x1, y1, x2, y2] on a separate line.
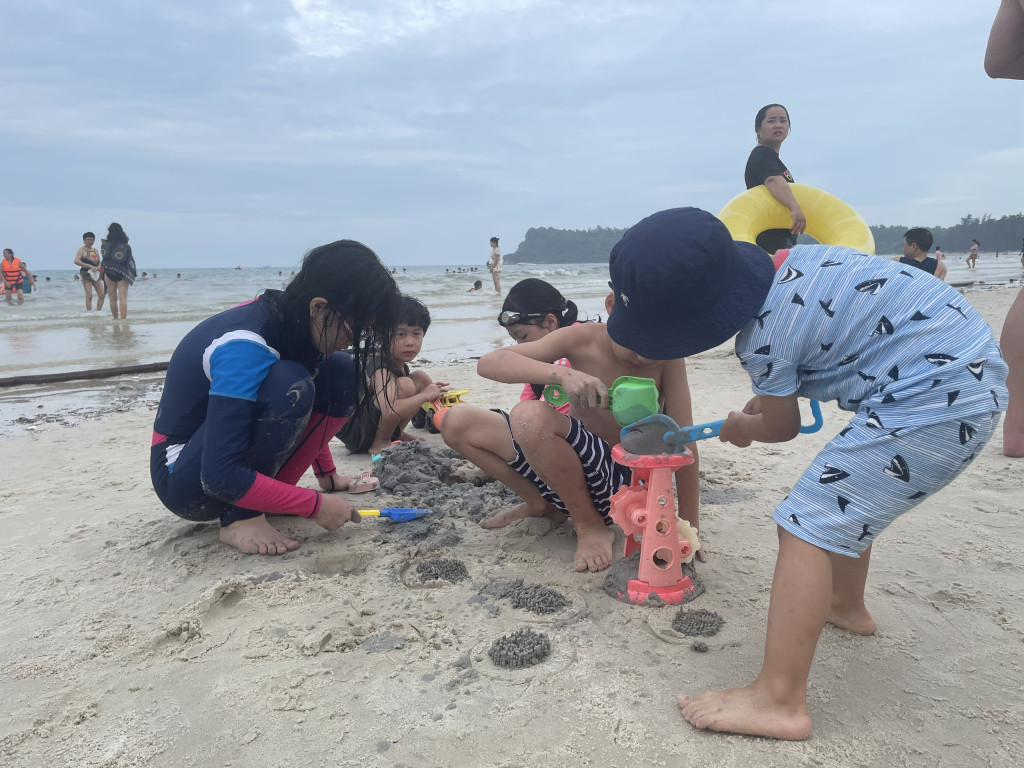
[737, 245, 1006, 427]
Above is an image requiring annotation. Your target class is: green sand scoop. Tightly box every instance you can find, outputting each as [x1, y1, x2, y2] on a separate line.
[543, 376, 659, 426]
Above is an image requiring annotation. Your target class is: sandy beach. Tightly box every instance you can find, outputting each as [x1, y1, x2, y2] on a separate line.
[2, 286, 1022, 768]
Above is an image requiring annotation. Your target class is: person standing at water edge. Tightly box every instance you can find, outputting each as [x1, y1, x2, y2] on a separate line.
[966, 238, 980, 268]
[2, 248, 35, 304]
[101, 222, 136, 319]
[150, 240, 402, 555]
[744, 104, 806, 255]
[488, 236, 502, 293]
[74, 232, 105, 311]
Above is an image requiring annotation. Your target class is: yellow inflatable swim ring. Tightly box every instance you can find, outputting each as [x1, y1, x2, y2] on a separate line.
[718, 183, 875, 254]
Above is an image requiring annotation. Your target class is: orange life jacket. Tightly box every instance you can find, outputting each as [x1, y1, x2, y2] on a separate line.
[2, 256, 23, 284]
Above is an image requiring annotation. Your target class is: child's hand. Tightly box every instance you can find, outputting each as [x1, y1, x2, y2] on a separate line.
[422, 382, 450, 402]
[314, 494, 362, 531]
[719, 411, 756, 448]
[558, 371, 610, 409]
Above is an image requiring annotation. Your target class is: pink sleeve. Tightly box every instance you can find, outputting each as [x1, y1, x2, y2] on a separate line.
[236, 474, 323, 518]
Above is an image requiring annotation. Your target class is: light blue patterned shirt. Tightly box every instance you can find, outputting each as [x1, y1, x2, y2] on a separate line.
[734, 245, 1008, 428]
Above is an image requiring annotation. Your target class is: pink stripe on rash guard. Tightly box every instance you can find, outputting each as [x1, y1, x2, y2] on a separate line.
[237, 474, 322, 518]
[152, 431, 167, 446]
[276, 414, 348, 486]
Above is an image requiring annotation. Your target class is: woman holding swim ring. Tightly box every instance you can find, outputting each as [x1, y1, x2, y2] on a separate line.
[744, 103, 806, 255]
[150, 240, 401, 555]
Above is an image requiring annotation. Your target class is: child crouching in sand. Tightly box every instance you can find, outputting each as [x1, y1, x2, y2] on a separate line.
[150, 241, 402, 555]
[442, 236, 705, 574]
[339, 295, 449, 460]
[622, 208, 1011, 740]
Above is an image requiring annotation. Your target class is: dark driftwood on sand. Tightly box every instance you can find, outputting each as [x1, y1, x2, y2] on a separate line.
[0, 362, 169, 388]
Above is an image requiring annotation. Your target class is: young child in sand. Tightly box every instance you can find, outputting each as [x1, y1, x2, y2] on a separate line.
[150, 240, 402, 555]
[625, 208, 1011, 740]
[441, 252, 701, 574]
[500, 278, 589, 416]
[339, 295, 449, 460]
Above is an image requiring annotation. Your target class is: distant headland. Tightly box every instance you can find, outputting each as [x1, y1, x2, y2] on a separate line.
[503, 213, 1024, 264]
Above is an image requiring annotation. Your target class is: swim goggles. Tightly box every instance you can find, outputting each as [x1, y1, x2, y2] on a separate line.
[497, 310, 549, 327]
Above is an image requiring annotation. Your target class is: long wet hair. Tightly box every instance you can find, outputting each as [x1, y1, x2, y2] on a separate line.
[277, 239, 401, 407]
[500, 278, 578, 328]
[106, 222, 129, 245]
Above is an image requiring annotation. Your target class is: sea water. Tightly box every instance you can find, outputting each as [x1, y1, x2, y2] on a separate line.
[1, 255, 1019, 433]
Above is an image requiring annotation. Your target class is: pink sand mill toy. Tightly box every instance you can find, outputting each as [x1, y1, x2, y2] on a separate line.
[607, 444, 701, 605]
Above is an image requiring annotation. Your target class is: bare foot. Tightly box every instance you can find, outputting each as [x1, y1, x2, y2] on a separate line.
[480, 502, 564, 529]
[572, 521, 615, 572]
[219, 515, 300, 555]
[678, 686, 812, 741]
[398, 431, 426, 443]
[826, 606, 877, 635]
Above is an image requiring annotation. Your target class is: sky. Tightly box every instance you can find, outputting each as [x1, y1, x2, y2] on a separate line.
[3, 0, 1022, 270]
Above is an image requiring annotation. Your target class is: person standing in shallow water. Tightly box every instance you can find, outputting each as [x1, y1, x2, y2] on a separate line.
[487, 236, 502, 293]
[74, 232, 105, 311]
[150, 240, 402, 555]
[744, 104, 806, 255]
[101, 222, 136, 319]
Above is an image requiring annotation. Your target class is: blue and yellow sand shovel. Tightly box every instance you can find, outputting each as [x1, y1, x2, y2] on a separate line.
[357, 507, 431, 523]
[620, 400, 824, 455]
[543, 376, 660, 426]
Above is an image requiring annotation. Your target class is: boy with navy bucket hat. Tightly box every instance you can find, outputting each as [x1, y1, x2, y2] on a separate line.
[607, 208, 1007, 740]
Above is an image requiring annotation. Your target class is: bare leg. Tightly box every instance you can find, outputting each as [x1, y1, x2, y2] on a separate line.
[510, 401, 615, 573]
[95, 279, 105, 311]
[1000, 290, 1024, 456]
[116, 281, 129, 319]
[827, 545, 876, 634]
[219, 515, 300, 555]
[368, 375, 419, 455]
[84, 281, 94, 310]
[678, 528, 825, 740]
[441, 405, 562, 526]
[106, 277, 119, 318]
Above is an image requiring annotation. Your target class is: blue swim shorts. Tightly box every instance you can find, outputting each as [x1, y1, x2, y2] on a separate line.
[775, 411, 1001, 556]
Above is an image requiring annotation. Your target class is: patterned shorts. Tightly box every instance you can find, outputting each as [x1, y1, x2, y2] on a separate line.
[776, 410, 1001, 556]
[494, 409, 631, 522]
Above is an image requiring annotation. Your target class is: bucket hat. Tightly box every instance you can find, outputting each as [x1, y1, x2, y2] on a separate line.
[607, 207, 775, 359]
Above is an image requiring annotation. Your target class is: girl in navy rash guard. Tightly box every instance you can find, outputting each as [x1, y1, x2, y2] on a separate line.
[151, 240, 401, 555]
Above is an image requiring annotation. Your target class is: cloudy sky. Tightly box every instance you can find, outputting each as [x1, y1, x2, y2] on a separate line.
[3, 0, 1021, 269]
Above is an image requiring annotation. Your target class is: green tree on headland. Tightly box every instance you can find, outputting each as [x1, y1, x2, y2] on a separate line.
[504, 213, 1024, 264]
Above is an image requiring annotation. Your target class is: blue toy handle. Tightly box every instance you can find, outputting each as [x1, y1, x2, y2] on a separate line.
[676, 419, 724, 444]
[800, 400, 824, 434]
[680, 398, 822, 444]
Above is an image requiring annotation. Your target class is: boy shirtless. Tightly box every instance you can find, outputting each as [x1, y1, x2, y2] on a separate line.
[443, 224, 707, 573]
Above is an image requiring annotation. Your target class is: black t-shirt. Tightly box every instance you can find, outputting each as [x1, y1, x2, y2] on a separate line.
[744, 145, 797, 254]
